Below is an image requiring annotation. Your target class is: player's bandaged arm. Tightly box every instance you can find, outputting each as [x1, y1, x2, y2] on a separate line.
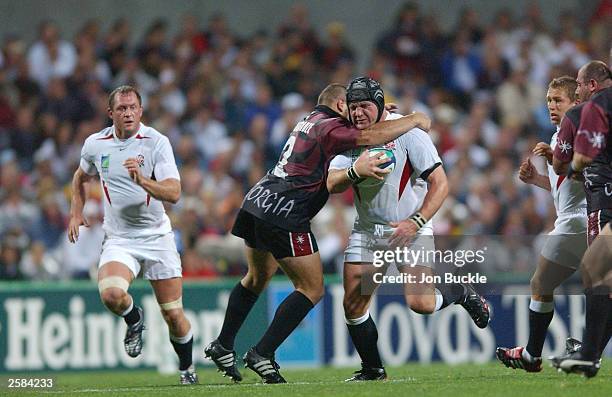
[413, 165, 448, 222]
[138, 177, 181, 204]
[356, 112, 431, 146]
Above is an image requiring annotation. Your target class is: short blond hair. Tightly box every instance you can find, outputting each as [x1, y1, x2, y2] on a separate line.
[548, 76, 577, 102]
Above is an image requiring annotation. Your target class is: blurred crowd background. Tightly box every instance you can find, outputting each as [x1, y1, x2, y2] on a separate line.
[0, 1, 610, 281]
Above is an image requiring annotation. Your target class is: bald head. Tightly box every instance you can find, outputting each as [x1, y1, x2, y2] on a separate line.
[579, 60, 612, 83]
[317, 83, 348, 118]
[576, 60, 612, 102]
[317, 84, 346, 107]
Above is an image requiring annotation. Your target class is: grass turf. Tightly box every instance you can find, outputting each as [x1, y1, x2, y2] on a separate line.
[2, 360, 611, 397]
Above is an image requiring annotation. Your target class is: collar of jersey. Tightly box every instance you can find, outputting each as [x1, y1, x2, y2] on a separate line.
[314, 104, 343, 119]
[112, 122, 145, 143]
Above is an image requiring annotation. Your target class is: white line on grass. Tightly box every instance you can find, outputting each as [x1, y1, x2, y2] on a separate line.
[36, 378, 416, 394]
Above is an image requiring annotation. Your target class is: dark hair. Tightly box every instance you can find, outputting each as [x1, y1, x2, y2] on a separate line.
[108, 85, 142, 109]
[317, 84, 346, 106]
[548, 76, 577, 102]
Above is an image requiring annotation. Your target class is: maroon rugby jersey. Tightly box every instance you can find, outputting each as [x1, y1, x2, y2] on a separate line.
[241, 105, 360, 231]
[575, 87, 612, 212]
[553, 103, 585, 164]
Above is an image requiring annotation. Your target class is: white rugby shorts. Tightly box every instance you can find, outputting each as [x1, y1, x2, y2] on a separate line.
[344, 223, 435, 267]
[540, 213, 587, 270]
[99, 232, 182, 280]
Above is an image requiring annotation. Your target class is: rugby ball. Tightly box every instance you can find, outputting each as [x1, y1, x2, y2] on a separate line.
[357, 147, 396, 187]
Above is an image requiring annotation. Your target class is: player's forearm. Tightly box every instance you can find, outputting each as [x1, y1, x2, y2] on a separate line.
[531, 174, 551, 191]
[327, 169, 352, 193]
[357, 113, 429, 146]
[138, 177, 181, 204]
[416, 171, 448, 221]
[571, 153, 593, 172]
[70, 169, 89, 217]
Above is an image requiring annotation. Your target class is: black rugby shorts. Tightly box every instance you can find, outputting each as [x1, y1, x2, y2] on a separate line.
[231, 209, 318, 259]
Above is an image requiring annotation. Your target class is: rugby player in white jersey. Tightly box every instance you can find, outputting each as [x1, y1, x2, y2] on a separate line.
[327, 77, 490, 381]
[496, 76, 586, 372]
[68, 85, 197, 384]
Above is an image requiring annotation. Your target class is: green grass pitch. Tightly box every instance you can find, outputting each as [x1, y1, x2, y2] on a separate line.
[2, 361, 611, 397]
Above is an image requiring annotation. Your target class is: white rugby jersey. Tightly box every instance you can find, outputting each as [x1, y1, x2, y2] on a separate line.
[329, 113, 441, 231]
[547, 129, 587, 216]
[80, 123, 180, 238]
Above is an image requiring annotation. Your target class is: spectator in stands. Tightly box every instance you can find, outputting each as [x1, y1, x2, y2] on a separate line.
[27, 20, 76, 89]
[20, 240, 59, 281]
[0, 242, 23, 280]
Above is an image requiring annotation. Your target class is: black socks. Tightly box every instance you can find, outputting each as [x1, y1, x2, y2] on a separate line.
[347, 315, 383, 368]
[171, 335, 194, 371]
[255, 291, 314, 357]
[526, 309, 554, 358]
[123, 303, 141, 325]
[218, 282, 259, 350]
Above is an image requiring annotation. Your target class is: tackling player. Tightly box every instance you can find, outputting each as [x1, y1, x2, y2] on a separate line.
[496, 76, 586, 372]
[68, 86, 197, 384]
[204, 83, 432, 383]
[551, 61, 612, 377]
[327, 77, 489, 381]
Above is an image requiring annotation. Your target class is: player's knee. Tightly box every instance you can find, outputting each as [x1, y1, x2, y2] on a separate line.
[100, 288, 127, 309]
[311, 285, 324, 303]
[243, 271, 271, 293]
[159, 298, 186, 328]
[530, 274, 548, 296]
[161, 308, 185, 328]
[407, 295, 435, 314]
[98, 276, 129, 310]
[343, 296, 369, 318]
[298, 284, 324, 305]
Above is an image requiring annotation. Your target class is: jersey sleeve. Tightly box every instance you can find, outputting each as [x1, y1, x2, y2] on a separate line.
[329, 152, 353, 170]
[321, 118, 360, 154]
[404, 129, 442, 179]
[553, 113, 577, 163]
[575, 100, 609, 158]
[153, 137, 180, 181]
[79, 137, 98, 175]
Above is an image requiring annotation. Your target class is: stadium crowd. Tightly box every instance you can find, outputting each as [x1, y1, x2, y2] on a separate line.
[0, 2, 610, 281]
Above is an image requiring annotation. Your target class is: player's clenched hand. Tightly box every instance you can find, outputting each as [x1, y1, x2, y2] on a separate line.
[532, 142, 552, 164]
[123, 158, 142, 184]
[68, 214, 89, 243]
[518, 158, 536, 184]
[388, 219, 419, 248]
[353, 150, 390, 181]
[410, 112, 431, 132]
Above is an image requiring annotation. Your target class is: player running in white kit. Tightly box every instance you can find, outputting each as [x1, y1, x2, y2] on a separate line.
[327, 77, 489, 381]
[68, 85, 197, 384]
[497, 76, 587, 372]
